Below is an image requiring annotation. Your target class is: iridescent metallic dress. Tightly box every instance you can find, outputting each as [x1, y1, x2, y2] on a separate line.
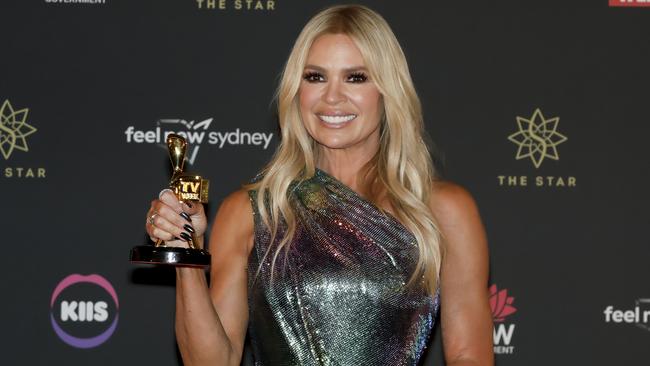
[248, 169, 440, 365]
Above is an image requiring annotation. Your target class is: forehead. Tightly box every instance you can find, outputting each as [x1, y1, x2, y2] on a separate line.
[305, 33, 366, 68]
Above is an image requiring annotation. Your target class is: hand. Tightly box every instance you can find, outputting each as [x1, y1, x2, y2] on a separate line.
[145, 189, 208, 248]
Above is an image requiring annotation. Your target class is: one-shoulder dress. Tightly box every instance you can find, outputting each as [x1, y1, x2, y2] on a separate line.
[247, 169, 439, 366]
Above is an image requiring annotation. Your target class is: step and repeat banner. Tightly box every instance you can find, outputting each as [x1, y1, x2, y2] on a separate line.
[2, 1, 649, 365]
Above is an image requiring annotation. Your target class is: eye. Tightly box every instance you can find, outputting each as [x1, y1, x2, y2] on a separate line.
[303, 71, 325, 83]
[347, 72, 368, 83]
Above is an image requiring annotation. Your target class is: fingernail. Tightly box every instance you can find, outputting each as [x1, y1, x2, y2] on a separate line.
[183, 224, 195, 234]
[179, 232, 192, 242]
[173, 236, 181, 241]
[184, 201, 193, 208]
[158, 188, 173, 200]
[180, 212, 192, 222]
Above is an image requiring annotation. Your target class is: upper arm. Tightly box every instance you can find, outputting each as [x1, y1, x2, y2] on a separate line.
[430, 182, 494, 365]
[208, 189, 254, 358]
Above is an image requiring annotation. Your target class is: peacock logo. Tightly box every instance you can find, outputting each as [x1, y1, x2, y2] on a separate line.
[490, 284, 517, 355]
[490, 284, 517, 322]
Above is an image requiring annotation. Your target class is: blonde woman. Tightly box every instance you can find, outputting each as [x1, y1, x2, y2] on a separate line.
[146, 5, 493, 366]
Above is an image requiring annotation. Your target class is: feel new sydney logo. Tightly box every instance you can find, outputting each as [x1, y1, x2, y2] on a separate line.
[497, 108, 576, 188]
[124, 118, 274, 165]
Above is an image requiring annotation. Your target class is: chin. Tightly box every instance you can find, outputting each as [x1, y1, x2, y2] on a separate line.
[313, 137, 352, 150]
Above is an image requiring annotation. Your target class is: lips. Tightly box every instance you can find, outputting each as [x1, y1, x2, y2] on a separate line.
[317, 114, 357, 125]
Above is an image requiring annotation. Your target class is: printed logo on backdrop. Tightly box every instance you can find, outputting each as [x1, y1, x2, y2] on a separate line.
[490, 284, 517, 355]
[609, 0, 650, 7]
[196, 0, 276, 11]
[124, 118, 274, 165]
[604, 299, 650, 331]
[498, 108, 576, 188]
[50, 274, 119, 348]
[44, 0, 107, 5]
[0, 99, 46, 179]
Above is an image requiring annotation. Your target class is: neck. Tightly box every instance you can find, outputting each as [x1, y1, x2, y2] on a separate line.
[316, 147, 377, 192]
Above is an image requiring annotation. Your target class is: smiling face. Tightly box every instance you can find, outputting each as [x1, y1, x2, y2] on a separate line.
[299, 33, 383, 162]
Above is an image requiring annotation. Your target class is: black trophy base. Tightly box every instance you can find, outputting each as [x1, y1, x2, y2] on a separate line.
[130, 245, 211, 268]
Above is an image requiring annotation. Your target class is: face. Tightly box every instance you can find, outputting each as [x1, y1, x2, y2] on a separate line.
[299, 33, 383, 158]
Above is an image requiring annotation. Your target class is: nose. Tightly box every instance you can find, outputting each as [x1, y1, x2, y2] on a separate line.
[323, 79, 346, 105]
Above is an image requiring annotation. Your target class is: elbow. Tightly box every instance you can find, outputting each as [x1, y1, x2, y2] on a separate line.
[175, 328, 239, 366]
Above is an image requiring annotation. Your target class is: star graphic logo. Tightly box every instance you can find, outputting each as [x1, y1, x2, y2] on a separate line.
[508, 108, 567, 168]
[0, 99, 37, 160]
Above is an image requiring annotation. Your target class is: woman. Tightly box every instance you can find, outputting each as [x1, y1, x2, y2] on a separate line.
[146, 5, 493, 366]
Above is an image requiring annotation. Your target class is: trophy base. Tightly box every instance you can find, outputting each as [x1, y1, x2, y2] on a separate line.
[130, 245, 211, 268]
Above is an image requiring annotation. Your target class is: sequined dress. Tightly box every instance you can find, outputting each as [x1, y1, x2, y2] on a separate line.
[247, 169, 439, 366]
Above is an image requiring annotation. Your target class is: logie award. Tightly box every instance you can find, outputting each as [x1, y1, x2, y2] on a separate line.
[130, 134, 211, 267]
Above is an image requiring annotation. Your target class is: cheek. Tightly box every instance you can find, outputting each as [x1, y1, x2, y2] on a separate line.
[352, 89, 382, 119]
[299, 85, 319, 115]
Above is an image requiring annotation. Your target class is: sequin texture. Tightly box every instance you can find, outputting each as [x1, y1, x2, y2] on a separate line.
[248, 169, 440, 365]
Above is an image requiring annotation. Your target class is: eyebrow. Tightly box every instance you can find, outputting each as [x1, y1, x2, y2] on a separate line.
[304, 64, 368, 73]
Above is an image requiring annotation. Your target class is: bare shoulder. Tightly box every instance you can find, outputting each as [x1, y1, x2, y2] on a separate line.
[210, 188, 255, 255]
[218, 188, 254, 218]
[429, 180, 481, 229]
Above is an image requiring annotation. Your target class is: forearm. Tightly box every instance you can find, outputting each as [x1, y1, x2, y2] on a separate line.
[175, 267, 238, 366]
[446, 358, 493, 366]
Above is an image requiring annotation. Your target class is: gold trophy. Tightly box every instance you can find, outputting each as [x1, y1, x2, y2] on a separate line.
[130, 134, 211, 267]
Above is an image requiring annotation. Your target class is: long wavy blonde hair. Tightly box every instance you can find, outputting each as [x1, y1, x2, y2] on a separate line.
[249, 4, 442, 295]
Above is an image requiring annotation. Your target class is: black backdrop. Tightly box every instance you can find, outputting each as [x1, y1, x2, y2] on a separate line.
[2, 1, 649, 365]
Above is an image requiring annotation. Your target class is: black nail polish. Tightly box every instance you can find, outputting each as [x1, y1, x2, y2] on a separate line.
[179, 232, 192, 242]
[185, 202, 193, 208]
[180, 212, 192, 223]
[183, 224, 195, 234]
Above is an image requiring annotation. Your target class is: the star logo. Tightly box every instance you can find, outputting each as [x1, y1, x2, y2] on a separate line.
[508, 108, 567, 168]
[0, 100, 37, 160]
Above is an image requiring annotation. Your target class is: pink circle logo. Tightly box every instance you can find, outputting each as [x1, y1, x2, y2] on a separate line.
[50, 274, 119, 348]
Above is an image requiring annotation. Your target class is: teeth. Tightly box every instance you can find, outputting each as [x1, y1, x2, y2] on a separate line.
[318, 114, 356, 124]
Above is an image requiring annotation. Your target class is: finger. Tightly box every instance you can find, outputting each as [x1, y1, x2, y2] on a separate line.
[181, 200, 204, 216]
[145, 212, 166, 239]
[148, 211, 195, 242]
[158, 189, 204, 219]
[149, 224, 174, 241]
[146, 223, 190, 249]
[157, 204, 197, 236]
[146, 200, 197, 241]
[145, 204, 181, 238]
[159, 189, 184, 213]
[151, 195, 191, 225]
[158, 188, 173, 200]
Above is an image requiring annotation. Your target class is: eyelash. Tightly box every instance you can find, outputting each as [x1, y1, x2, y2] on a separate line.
[302, 71, 368, 83]
[348, 72, 368, 83]
[303, 72, 324, 83]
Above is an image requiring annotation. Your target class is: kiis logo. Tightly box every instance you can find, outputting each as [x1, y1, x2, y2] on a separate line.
[195, 0, 276, 11]
[498, 108, 576, 188]
[50, 274, 119, 348]
[604, 299, 650, 331]
[490, 284, 517, 355]
[124, 118, 274, 165]
[609, 0, 650, 7]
